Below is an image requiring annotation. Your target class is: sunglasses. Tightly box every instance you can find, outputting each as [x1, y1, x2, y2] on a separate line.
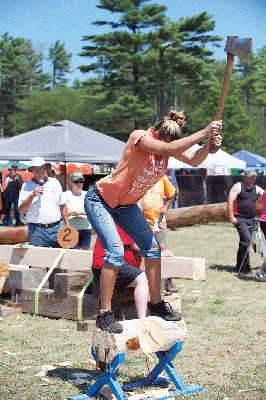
[73, 180, 84, 184]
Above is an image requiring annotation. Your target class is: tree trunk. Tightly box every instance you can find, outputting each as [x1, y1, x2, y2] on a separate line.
[166, 201, 263, 228]
[0, 226, 28, 244]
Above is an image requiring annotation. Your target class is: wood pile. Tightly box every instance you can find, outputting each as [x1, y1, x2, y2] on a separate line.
[0, 246, 98, 320]
[0, 245, 205, 325]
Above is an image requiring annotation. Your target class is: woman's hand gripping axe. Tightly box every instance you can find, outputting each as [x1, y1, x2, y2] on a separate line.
[209, 36, 252, 154]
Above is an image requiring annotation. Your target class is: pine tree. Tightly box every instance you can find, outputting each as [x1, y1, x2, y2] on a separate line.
[79, 1, 221, 134]
[0, 33, 50, 136]
[49, 40, 72, 87]
[79, 0, 167, 131]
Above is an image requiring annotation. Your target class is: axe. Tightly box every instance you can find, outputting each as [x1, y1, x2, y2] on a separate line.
[210, 36, 252, 153]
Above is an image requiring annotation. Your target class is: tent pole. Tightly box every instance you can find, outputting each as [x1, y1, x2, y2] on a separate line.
[64, 162, 67, 191]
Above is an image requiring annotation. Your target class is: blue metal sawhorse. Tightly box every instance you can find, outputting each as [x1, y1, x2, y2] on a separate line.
[67, 341, 203, 400]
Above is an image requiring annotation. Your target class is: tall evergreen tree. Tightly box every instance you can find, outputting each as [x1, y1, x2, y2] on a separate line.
[10, 86, 89, 133]
[79, 0, 167, 131]
[49, 40, 72, 87]
[0, 33, 50, 136]
[143, 12, 221, 117]
[79, 1, 221, 134]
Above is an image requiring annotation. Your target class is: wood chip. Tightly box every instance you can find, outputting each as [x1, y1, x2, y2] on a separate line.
[39, 377, 56, 386]
[3, 350, 17, 356]
[53, 361, 72, 367]
[84, 358, 96, 366]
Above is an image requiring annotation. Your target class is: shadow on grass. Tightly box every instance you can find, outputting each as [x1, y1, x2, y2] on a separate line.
[210, 264, 235, 273]
[234, 274, 261, 282]
[48, 367, 149, 398]
[210, 265, 262, 282]
[48, 367, 99, 394]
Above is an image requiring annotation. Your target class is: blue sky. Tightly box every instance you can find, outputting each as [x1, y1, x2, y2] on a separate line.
[1, 0, 265, 83]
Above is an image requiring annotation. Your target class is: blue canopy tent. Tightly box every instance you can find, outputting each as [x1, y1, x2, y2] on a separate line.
[232, 150, 266, 171]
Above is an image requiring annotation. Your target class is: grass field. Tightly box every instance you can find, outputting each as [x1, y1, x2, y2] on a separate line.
[0, 223, 265, 400]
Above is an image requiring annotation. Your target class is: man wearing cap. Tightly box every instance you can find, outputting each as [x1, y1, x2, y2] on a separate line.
[19, 157, 69, 247]
[64, 172, 92, 249]
[227, 169, 264, 275]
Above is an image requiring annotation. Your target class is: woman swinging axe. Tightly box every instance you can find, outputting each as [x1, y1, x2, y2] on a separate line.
[85, 109, 222, 333]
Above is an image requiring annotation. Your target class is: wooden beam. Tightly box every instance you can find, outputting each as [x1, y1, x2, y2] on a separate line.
[9, 269, 49, 291]
[0, 245, 93, 271]
[54, 272, 90, 294]
[20, 288, 99, 320]
[0, 246, 205, 280]
[161, 256, 205, 280]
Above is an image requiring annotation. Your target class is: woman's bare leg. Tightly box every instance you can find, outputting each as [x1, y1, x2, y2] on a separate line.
[144, 258, 161, 304]
[100, 264, 118, 310]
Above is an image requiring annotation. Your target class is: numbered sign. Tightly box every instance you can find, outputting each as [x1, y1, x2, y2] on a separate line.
[57, 226, 78, 249]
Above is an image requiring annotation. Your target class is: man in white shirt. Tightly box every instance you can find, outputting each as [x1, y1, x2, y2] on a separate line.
[19, 157, 69, 247]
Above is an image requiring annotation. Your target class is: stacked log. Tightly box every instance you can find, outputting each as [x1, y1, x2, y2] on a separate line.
[0, 226, 28, 244]
[0, 262, 10, 295]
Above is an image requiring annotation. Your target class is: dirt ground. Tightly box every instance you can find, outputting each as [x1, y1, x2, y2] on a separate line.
[0, 223, 265, 400]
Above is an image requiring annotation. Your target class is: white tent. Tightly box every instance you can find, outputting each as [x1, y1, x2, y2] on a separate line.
[168, 145, 246, 170]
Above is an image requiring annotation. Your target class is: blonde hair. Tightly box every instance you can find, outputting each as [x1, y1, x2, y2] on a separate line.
[154, 109, 186, 141]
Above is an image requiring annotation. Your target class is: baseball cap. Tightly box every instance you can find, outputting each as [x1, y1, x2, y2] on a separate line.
[244, 169, 257, 177]
[70, 172, 84, 182]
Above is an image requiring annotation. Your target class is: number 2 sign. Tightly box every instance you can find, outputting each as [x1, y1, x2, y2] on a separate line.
[57, 226, 78, 249]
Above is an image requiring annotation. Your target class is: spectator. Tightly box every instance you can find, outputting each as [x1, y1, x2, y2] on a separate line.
[0, 181, 3, 219]
[140, 175, 177, 294]
[2, 166, 23, 226]
[92, 225, 149, 319]
[256, 190, 266, 281]
[64, 172, 92, 250]
[19, 157, 69, 247]
[227, 169, 264, 275]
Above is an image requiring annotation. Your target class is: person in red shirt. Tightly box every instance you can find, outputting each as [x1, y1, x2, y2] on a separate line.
[91, 225, 149, 319]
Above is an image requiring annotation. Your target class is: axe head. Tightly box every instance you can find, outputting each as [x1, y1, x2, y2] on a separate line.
[224, 36, 252, 62]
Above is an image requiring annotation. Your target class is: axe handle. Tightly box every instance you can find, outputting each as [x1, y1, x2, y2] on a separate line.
[210, 52, 234, 153]
[216, 52, 234, 119]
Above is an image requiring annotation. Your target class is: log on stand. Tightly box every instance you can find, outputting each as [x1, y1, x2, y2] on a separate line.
[70, 317, 204, 400]
[92, 316, 187, 363]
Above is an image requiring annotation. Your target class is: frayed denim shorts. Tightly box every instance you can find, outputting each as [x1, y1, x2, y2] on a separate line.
[84, 184, 160, 269]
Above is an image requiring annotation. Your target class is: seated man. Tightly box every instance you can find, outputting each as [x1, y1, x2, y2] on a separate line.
[91, 225, 149, 321]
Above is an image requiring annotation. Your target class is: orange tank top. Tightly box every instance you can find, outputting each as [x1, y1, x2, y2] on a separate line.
[97, 129, 169, 208]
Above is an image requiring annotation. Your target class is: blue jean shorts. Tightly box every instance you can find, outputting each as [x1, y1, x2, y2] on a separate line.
[84, 185, 160, 269]
[28, 220, 63, 247]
